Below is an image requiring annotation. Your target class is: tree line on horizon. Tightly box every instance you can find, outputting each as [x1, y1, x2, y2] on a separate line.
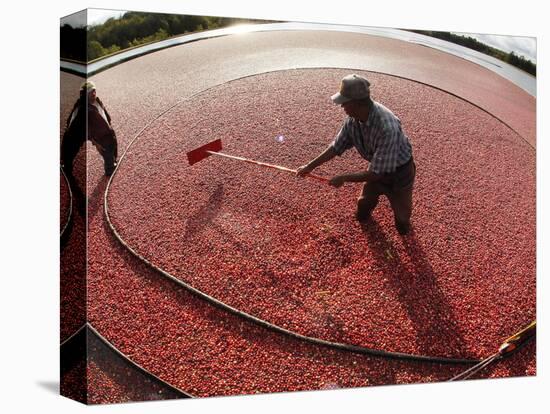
[61, 11, 273, 62]
[409, 30, 536, 76]
[60, 14, 536, 76]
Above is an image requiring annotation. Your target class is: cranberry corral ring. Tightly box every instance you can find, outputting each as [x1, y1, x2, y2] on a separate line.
[106, 68, 535, 362]
[60, 166, 73, 239]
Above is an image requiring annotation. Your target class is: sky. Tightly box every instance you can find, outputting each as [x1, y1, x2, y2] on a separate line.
[60, 8, 537, 63]
[451, 31, 536, 62]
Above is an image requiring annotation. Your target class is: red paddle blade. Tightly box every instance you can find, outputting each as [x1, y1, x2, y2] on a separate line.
[186, 139, 223, 165]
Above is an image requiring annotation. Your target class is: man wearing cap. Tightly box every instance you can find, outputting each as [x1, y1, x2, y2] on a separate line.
[297, 74, 415, 235]
[61, 81, 118, 176]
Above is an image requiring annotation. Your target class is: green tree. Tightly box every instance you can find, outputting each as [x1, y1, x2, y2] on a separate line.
[87, 40, 106, 61]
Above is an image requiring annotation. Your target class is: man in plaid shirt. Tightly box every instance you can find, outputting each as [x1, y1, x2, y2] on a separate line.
[297, 74, 415, 235]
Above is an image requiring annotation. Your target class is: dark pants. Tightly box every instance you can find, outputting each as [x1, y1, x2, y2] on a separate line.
[357, 158, 416, 229]
[93, 134, 118, 175]
[61, 128, 117, 176]
[61, 128, 85, 175]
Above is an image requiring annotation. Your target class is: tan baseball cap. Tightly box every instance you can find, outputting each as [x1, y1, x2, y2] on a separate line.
[331, 74, 371, 104]
[81, 81, 96, 92]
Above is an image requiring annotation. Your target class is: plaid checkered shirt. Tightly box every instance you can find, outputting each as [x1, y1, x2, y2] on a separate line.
[331, 101, 412, 174]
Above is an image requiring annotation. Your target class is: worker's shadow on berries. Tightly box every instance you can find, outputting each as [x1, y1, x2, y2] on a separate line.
[360, 218, 471, 358]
